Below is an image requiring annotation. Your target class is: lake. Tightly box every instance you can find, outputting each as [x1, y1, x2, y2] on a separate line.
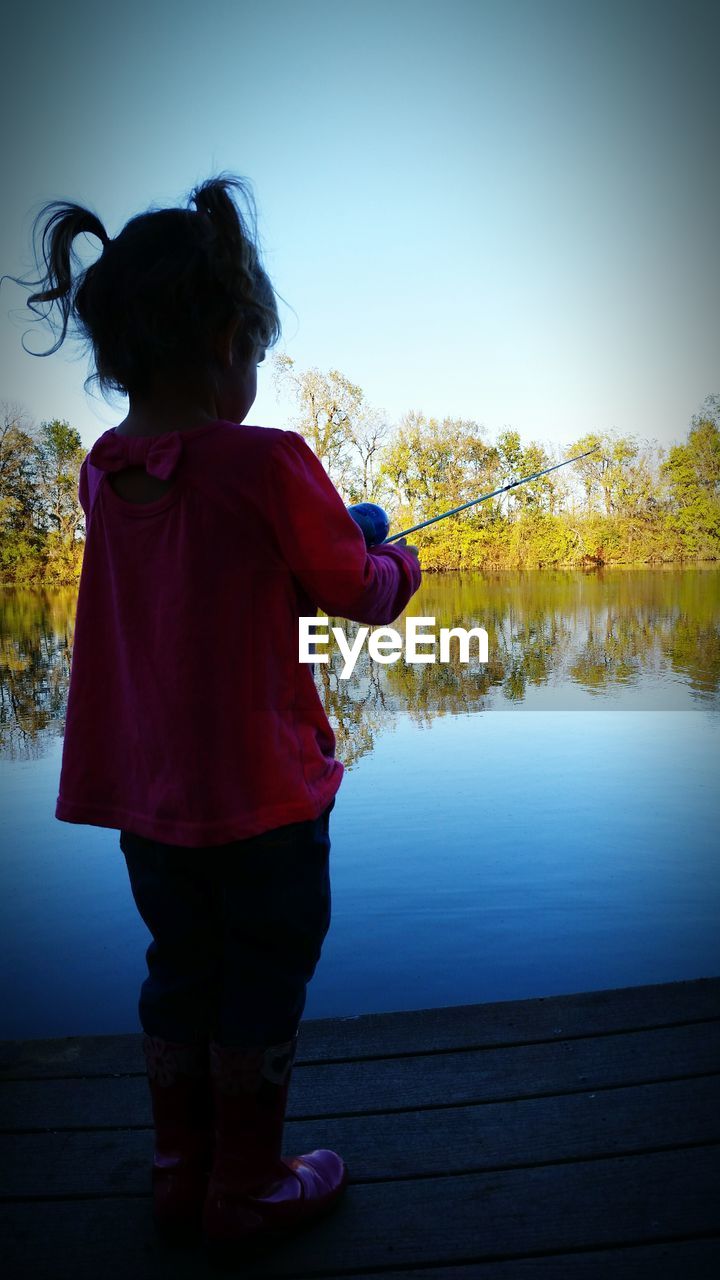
[1, 568, 719, 1039]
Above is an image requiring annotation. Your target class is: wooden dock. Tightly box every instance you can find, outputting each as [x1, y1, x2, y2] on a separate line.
[1, 977, 719, 1278]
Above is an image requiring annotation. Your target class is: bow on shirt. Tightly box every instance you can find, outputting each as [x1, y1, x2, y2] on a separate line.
[87, 430, 184, 481]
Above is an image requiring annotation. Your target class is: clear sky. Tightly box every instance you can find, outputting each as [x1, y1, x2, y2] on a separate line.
[1, 0, 717, 454]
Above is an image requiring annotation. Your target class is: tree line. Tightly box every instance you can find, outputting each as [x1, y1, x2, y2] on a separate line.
[0, 370, 718, 584]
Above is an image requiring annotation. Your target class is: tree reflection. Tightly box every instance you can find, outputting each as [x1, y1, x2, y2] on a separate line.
[1, 570, 718, 763]
[0, 589, 74, 759]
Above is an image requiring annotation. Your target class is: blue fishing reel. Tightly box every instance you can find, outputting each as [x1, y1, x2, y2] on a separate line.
[346, 502, 390, 547]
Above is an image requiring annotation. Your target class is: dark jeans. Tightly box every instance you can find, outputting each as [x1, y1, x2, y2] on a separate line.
[120, 800, 334, 1048]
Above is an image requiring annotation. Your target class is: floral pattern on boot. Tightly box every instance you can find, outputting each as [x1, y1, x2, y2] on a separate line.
[142, 1034, 208, 1086]
[209, 1033, 298, 1095]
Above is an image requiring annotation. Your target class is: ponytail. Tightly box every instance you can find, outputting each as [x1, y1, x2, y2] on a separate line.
[9, 202, 110, 356]
[189, 174, 279, 362]
[191, 174, 256, 261]
[6, 174, 280, 397]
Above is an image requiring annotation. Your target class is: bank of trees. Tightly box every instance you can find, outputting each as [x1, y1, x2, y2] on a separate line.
[0, 405, 85, 584]
[276, 364, 719, 571]
[0, 378, 718, 584]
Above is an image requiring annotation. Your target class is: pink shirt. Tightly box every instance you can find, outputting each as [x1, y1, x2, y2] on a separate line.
[56, 422, 421, 846]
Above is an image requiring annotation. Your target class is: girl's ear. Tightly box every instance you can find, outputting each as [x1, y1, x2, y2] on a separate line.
[215, 317, 241, 369]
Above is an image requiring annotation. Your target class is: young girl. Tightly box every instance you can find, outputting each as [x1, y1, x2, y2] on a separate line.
[14, 175, 421, 1260]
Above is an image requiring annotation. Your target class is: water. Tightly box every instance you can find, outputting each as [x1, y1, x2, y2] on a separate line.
[1, 570, 719, 1039]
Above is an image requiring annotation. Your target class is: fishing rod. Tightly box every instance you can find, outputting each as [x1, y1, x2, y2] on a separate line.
[347, 445, 599, 547]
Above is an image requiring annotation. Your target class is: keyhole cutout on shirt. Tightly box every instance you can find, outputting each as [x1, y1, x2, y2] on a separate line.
[107, 466, 175, 504]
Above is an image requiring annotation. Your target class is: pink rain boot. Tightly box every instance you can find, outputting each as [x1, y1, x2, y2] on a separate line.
[202, 1032, 348, 1260]
[142, 1034, 213, 1238]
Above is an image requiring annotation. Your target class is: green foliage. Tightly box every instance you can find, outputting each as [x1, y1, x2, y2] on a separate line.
[1, 386, 718, 582]
[0, 406, 85, 585]
[42, 531, 85, 585]
[0, 532, 47, 584]
[379, 413, 498, 524]
[508, 514, 578, 568]
[402, 408, 720, 569]
[661, 399, 720, 560]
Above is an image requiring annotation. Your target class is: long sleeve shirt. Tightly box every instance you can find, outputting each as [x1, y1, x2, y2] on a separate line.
[55, 421, 421, 846]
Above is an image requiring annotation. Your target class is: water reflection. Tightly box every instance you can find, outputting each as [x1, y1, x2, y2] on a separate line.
[0, 590, 75, 760]
[1, 570, 718, 764]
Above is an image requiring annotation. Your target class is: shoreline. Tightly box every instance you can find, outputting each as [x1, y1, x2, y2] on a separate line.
[1, 559, 719, 589]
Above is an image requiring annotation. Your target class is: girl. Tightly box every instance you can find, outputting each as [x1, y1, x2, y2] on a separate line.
[12, 174, 421, 1260]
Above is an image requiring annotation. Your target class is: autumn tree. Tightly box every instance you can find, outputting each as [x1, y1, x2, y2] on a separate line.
[34, 420, 85, 542]
[496, 431, 557, 515]
[0, 402, 38, 534]
[272, 354, 398, 501]
[340, 406, 391, 503]
[662, 397, 720, 555]
[272, 355, 360, 486]
[567, 431, 659, 519]
[380, 413, 497, 524]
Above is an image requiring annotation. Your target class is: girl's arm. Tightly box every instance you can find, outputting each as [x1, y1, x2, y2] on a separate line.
[265, 430, 421, 625]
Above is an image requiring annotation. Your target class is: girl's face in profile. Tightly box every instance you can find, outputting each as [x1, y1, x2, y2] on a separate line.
[218, 345, 265, 424]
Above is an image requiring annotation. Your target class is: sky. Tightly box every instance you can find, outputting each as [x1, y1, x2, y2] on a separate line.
[0, 0, 717, 455]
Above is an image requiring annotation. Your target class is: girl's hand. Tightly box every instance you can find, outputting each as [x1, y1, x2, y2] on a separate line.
[392, 537, 420, 561]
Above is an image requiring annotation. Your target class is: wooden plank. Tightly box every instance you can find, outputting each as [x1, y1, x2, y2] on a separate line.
[319, 1240, 720, 1280]
[2, 978, 718, 1080]
[2, 1021, 717, 1132]
[2, 1147, 718, 1279]
[0, 1034, 145, 1082]
[1, 1075, 717, 1199]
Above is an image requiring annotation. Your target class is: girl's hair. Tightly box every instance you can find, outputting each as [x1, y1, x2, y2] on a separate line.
[9, 173, 281, 399]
